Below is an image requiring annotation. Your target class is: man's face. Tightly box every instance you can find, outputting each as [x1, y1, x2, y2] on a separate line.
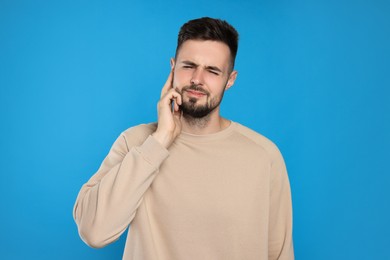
[172, 40, 237, 118]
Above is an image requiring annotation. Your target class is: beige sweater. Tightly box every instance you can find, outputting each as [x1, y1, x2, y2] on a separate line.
[73, 122, 294, 259]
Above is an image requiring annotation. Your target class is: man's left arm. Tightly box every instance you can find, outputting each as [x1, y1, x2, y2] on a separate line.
[268, 149, 294, 260]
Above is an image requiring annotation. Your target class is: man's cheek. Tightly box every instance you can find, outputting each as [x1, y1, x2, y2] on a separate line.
[172, 79, 180, 92]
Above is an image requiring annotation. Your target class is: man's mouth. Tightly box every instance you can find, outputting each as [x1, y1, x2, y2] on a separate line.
[185, 89, 207, 97]
[182, 84, 209, 98]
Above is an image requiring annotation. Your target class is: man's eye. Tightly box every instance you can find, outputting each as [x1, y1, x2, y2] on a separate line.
[183, 65, 193, 69]
[209, 70, 219, 75]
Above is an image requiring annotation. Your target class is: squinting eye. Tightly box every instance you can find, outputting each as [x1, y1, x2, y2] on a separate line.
[209, 70, 219, 75]
[183, 65, 193, 69]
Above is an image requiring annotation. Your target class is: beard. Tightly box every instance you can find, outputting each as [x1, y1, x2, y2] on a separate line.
[178, 84, 224, 119]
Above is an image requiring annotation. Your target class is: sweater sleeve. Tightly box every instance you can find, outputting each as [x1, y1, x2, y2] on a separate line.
[73, 133, 169, 248]
[268, 150, 294, 260]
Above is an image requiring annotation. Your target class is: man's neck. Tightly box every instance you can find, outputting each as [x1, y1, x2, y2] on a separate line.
[180, 110, 230, 135]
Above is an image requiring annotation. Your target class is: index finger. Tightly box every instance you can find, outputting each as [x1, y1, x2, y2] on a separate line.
[161, 69, 174, 98]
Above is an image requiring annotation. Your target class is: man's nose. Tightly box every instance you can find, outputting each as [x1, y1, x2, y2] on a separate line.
[190, 68, 204, 85]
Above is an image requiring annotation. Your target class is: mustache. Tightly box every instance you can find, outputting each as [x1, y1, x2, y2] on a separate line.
[179, 84, 210, 96]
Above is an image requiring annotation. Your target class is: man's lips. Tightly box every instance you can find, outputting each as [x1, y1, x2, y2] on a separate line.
[185, 89, 207, 97]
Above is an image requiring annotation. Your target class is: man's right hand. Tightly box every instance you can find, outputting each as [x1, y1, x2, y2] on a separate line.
[152, 69, 182, 149]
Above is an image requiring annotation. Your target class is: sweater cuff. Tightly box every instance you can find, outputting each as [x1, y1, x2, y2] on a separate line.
[137, 135, 169, 169]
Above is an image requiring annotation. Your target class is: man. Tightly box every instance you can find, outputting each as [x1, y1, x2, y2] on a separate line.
[74, 17, 294, 259]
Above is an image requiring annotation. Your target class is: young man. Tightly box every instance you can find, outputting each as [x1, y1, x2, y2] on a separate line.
[74, 17, 294, 259]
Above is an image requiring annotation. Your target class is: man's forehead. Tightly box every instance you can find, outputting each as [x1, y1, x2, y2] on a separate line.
[176, 40, 231, 69]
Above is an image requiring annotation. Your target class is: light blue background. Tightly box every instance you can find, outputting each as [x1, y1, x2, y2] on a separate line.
[1, 0, 389, 259]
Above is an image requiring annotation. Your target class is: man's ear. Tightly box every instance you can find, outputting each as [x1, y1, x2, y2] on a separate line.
[170, 58, 175, 70]
[225, 70, 238, 90]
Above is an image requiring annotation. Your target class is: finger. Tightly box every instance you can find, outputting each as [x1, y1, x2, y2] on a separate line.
[174, 92, 182, 111]
[160, 88, 181, 106]
[176, 91, 182, 105]
[173, 108, 182, 119]
[161, 69, 174, 98]
[173, 98, 179, 112]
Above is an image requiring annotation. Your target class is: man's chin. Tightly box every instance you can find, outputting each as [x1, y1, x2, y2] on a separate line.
[180, 104, 211, 118]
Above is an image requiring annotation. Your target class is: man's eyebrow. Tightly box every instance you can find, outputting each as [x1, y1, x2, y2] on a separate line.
[205, 65, 222, 73]
[181, 60, 223, 73]
[181, 60, 198, 66]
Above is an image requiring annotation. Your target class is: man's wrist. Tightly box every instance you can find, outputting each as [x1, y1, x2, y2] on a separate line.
[151, 131, 172, 149]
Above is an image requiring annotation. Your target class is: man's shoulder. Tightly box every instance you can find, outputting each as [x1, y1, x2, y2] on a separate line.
[120, 122, 157, 144]
[232, 122, 284, 160]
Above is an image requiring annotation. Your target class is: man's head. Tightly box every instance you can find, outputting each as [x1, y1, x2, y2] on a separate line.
[171, 17, 239, 121]
[175, 17, 239, 72]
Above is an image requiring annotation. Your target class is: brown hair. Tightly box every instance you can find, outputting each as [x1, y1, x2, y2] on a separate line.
[176, 17, 239, 71]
